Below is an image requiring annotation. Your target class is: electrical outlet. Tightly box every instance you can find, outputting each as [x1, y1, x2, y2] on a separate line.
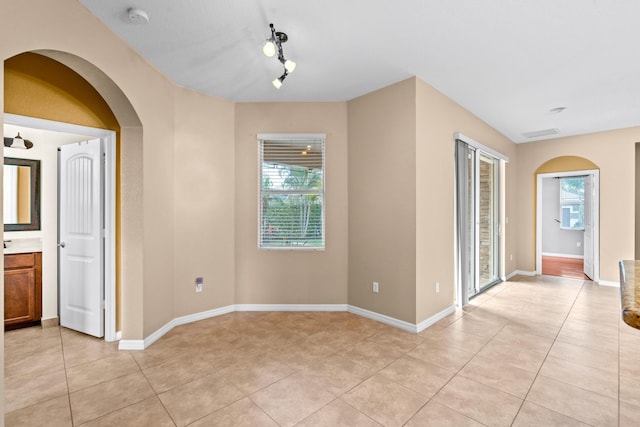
[195, 277, 203, 293]
[373, 282, 379, 293]
[435, 282, 440, 293]
[577, 241, 582, 247]
[510, 254, 513, 261]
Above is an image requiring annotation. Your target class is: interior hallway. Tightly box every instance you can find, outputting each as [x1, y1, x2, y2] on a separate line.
[4, 275, 638, 426]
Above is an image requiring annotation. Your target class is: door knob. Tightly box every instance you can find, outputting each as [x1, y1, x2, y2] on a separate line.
[58, 242, 66, 248]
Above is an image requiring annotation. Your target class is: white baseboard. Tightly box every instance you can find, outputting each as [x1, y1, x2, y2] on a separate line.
[235, 304, 348, 312]
[505, 270, 536, 280]
[542, 252, 584, 259]
[347, 305, 416, 333]
[118, 339, 145, 350]
[416, 305, 457, 333]
[598, 280, 619, 288]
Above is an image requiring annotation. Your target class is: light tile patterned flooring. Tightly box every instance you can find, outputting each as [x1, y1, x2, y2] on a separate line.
[5, 275, 640, 426]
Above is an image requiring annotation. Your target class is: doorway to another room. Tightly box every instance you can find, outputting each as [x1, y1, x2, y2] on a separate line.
[3, 114, 117, 341]
[536, 170, 599, 281]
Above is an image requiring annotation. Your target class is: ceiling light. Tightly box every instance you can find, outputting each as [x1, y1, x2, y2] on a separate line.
[272, 72, 287, 89]
[284, 59, 296, 73]
[4, 132, 34, 149]
[127, 8, 150, 24]
[263, 23, 296, 88]
[262, 41, 276, 57]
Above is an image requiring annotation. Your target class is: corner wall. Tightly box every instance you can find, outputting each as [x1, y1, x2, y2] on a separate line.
[348, 78, 417, 323]
[415, 78, 517, 324]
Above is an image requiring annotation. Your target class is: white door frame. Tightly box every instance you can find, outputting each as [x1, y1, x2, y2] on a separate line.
[535, 169, 600, 282]
[4, 113, 117, 342]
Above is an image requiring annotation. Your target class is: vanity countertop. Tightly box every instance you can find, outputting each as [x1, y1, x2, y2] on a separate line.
[4, 238, 42, 255]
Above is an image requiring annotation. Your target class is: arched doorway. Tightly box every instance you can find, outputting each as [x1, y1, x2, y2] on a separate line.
[534, 156, 600, 281]
[3, 50, 143, 340]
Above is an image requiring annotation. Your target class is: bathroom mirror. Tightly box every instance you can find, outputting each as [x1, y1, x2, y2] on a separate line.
[3, 157, 40, 231]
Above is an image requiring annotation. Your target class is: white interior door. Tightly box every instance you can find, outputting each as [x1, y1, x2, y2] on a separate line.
[59, 139, 104, 337]
[583, 174, 594, 280]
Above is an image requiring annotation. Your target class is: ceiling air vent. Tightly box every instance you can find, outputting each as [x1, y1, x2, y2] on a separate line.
[522, 128, 559, 139]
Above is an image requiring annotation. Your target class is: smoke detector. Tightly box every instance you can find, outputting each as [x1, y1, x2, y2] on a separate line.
[127, 8, 150, 24]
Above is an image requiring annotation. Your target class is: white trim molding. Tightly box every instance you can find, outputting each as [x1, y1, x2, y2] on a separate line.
[119, 303, 458, 350]
[236, 304, 348, 312]
[347, 305, 417, 333]
[541, 252, 584, 259]
[598, 280, 619, 288]
[416, 305, 457, 333]
[505, 270, 536, 281]
[118, 305, 235, 350]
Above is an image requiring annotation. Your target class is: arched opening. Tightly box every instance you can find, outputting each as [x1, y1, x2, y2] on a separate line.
[3, 51, 143, 338]
[534, 156, 600, 281]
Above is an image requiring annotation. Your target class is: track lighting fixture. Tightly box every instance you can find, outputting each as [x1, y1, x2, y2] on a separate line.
[263, 23, 296, 89]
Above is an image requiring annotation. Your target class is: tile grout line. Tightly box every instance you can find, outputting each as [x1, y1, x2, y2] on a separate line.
[402, 301, 515, 426]
[508, 280, 590, 426]
[58, 327, 77, 427]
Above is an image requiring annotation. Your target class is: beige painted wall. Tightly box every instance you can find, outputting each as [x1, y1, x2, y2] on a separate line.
[347, 77, 517, 325]
[415, 78, 518, 323]
[0, 0, 227, 340]
[173, 88, 236, 316]
[348, 79, 417, 323]
[234, 103, 349, 305]
[636, 144, 640, 258]
[516, 127, 639, 282]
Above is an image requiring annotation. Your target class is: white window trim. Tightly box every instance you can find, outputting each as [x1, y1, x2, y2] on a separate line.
[257, 133, 326, 250]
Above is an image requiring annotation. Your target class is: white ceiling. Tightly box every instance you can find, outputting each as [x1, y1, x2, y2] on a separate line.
[79, 0, 640, 143]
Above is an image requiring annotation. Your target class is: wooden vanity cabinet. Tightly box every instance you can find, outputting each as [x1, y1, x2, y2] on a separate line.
[4, 252, 42, 330]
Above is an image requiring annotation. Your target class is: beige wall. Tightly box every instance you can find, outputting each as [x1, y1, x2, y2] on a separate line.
[347, 77, 518, 325]
[173, 88, 236, 316]
[234, 103, 349, 304]
[517, 127, 639, 282]
[415, 79, 518, 325]
[0, 0, 234, 340]
[348, 79, 417, 323]
[636, 144, 640, 258]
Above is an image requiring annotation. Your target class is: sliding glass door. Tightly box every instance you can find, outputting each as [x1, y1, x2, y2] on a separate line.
[456, 139, 501, 303]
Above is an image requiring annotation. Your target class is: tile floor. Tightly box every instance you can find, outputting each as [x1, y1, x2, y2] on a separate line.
[4, 275, 640, 426]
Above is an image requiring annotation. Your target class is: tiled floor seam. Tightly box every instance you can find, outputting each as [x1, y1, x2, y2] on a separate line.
[512, 280, 590, 425]
[56, 327, 78, 427]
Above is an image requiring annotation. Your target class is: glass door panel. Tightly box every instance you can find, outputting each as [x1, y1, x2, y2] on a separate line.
[478, 154, 499, 290]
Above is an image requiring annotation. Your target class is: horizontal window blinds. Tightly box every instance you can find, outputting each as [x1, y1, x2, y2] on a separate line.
[259, 137, 325, 249]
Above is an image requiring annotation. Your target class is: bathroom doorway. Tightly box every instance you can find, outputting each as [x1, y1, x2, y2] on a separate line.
[3, 114, 116, 341]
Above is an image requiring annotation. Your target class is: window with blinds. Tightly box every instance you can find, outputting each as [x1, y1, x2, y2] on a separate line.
[259, 135, 325, 249]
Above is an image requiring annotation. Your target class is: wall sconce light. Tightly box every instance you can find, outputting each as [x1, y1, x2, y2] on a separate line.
[3, 133, 34, 149]
[263, 23, 296, 89]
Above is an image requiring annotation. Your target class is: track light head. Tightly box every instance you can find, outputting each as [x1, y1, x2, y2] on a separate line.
[264, 23, 296, 88]
[262, 41, 276, 57]
[272, 72, 287, 89]
[284, 59, 296, 73]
